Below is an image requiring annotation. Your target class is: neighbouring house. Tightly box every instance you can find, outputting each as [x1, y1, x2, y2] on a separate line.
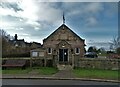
[2, 34, 41, 57]
[31, 15, 86, 68]
[10, 34, 41, 48]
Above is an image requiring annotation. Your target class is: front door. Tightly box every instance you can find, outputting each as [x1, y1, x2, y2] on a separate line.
[59, 49, 68, 62]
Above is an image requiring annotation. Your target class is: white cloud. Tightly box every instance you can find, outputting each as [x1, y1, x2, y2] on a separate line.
[86, 17, 98, 27]
[17, 0, 38, 21]
[85, 3, 104, 14]
[0, 6, 19, 17]
[19, 33, 30, 36]
[15, 27, 24, 30]
[1, 0, 20, 3]
[34, 27, 40, 31]
[20, 0, 119, 2]
[26, 20, 40, 27]
[0, 1, 105, 30]
[0, 0, 63, 31]
[0, 1, 117, 44]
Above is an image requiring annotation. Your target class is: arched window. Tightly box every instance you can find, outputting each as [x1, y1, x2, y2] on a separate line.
[75, 48, 80, 54]
[48, 48, 52, 54]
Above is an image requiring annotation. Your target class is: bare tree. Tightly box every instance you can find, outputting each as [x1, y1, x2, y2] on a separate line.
[0, 29, 7, 37]
[110, 37, 120, 51]
[0, 29, 12, 57]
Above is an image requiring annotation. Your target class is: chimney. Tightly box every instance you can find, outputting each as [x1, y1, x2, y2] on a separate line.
[15, 34, 18, 41]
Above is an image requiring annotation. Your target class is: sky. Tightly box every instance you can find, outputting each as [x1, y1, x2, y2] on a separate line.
[0, 0, 119, 50]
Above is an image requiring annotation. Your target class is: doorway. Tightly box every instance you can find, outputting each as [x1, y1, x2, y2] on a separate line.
[59, 49, 68, 62]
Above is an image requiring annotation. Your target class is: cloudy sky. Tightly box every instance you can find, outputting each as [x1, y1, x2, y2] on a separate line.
[0, 0, 118, 50]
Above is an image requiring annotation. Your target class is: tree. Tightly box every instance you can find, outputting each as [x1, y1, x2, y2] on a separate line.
[88, 46, 97, 52]
[98, 47, 106, 53]
[0, 29, 12, 57]
[110, 37, 120, 51]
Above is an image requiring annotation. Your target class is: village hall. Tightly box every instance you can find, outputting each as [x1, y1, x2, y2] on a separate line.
[31, 14, 86, 69]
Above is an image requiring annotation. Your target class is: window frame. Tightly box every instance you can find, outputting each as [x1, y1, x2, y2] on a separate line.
[32, 51, 38, 57]
[48, 48, 52, 54]
[75, 48, 80, 54]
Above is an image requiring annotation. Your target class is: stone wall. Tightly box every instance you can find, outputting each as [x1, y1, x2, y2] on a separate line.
[2, 58, 119, 70]
[77, 58, 120, 70]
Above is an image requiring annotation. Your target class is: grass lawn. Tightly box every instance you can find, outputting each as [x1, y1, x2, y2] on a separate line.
[2, 67, 58, 75]
[33, 67, 58, 75]
[2, 68, 32, 74]
[73, 68, 119, 80]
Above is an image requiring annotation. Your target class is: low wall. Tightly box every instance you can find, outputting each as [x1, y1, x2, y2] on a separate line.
[2, 57, 120, 70]
[77, 58, 120, 70]
[2, 58, 53, 67]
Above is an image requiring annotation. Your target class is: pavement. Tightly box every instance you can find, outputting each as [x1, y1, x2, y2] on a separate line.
[1, 70, 120, 83]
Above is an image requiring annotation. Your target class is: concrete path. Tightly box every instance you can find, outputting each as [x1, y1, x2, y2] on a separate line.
[53, 70, 75, 78]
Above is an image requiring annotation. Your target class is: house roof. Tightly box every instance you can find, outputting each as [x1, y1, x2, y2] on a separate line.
[43, 24, 85, 42]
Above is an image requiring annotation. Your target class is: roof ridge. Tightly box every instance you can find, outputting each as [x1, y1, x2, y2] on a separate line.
[43, 24, 84, 42]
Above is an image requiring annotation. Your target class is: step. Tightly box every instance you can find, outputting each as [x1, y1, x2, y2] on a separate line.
[57, 64, 73, 70]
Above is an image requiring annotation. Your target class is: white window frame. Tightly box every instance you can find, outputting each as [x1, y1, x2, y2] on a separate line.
[32, 51, 38, 57]
[48, 48, 52, 54]
[75, 48, 80, 54]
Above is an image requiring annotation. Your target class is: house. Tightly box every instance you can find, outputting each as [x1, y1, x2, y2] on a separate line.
[10, 34, 26, 48]
[31, 15, 86, 68]
[5, 34, 41, 57]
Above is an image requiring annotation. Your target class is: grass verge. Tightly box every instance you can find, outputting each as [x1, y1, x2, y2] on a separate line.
[2, 67, 58, 75]
[2, 68, 32, 74]
[73, 68, 119, 80]
[33, 67, 58, 75]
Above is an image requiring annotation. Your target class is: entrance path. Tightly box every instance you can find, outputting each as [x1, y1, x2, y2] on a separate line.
[52, 64, 75, 78]
[53, 70, 75, 78]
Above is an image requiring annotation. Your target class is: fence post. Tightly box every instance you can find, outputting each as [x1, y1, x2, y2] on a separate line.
[30, 57, 32, 68]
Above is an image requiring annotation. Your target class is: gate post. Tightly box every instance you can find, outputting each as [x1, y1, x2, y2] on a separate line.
[30, 57, 32, 68]
[72, 54, 74, 68]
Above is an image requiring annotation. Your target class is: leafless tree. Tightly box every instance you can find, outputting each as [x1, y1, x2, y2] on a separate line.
[110, 37, 120, 51]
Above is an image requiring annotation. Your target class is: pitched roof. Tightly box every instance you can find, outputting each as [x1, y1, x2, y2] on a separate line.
[43, 24, 85, 42]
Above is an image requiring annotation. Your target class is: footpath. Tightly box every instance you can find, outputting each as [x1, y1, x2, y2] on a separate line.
[2, 70, 120, 83]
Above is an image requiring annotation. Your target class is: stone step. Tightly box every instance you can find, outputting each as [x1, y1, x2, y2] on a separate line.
[57, 64, 73, 70]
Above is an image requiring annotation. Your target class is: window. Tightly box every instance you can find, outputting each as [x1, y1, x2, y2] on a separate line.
[48, 48, 52, 54]
[32, 52, 38, 57]
[75, 48, 80, 54]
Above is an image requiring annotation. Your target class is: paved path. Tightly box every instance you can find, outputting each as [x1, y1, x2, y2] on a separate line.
[53, 70, 75, 78]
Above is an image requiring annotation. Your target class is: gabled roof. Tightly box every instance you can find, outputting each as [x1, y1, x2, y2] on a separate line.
[43, 24, 85, 42]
